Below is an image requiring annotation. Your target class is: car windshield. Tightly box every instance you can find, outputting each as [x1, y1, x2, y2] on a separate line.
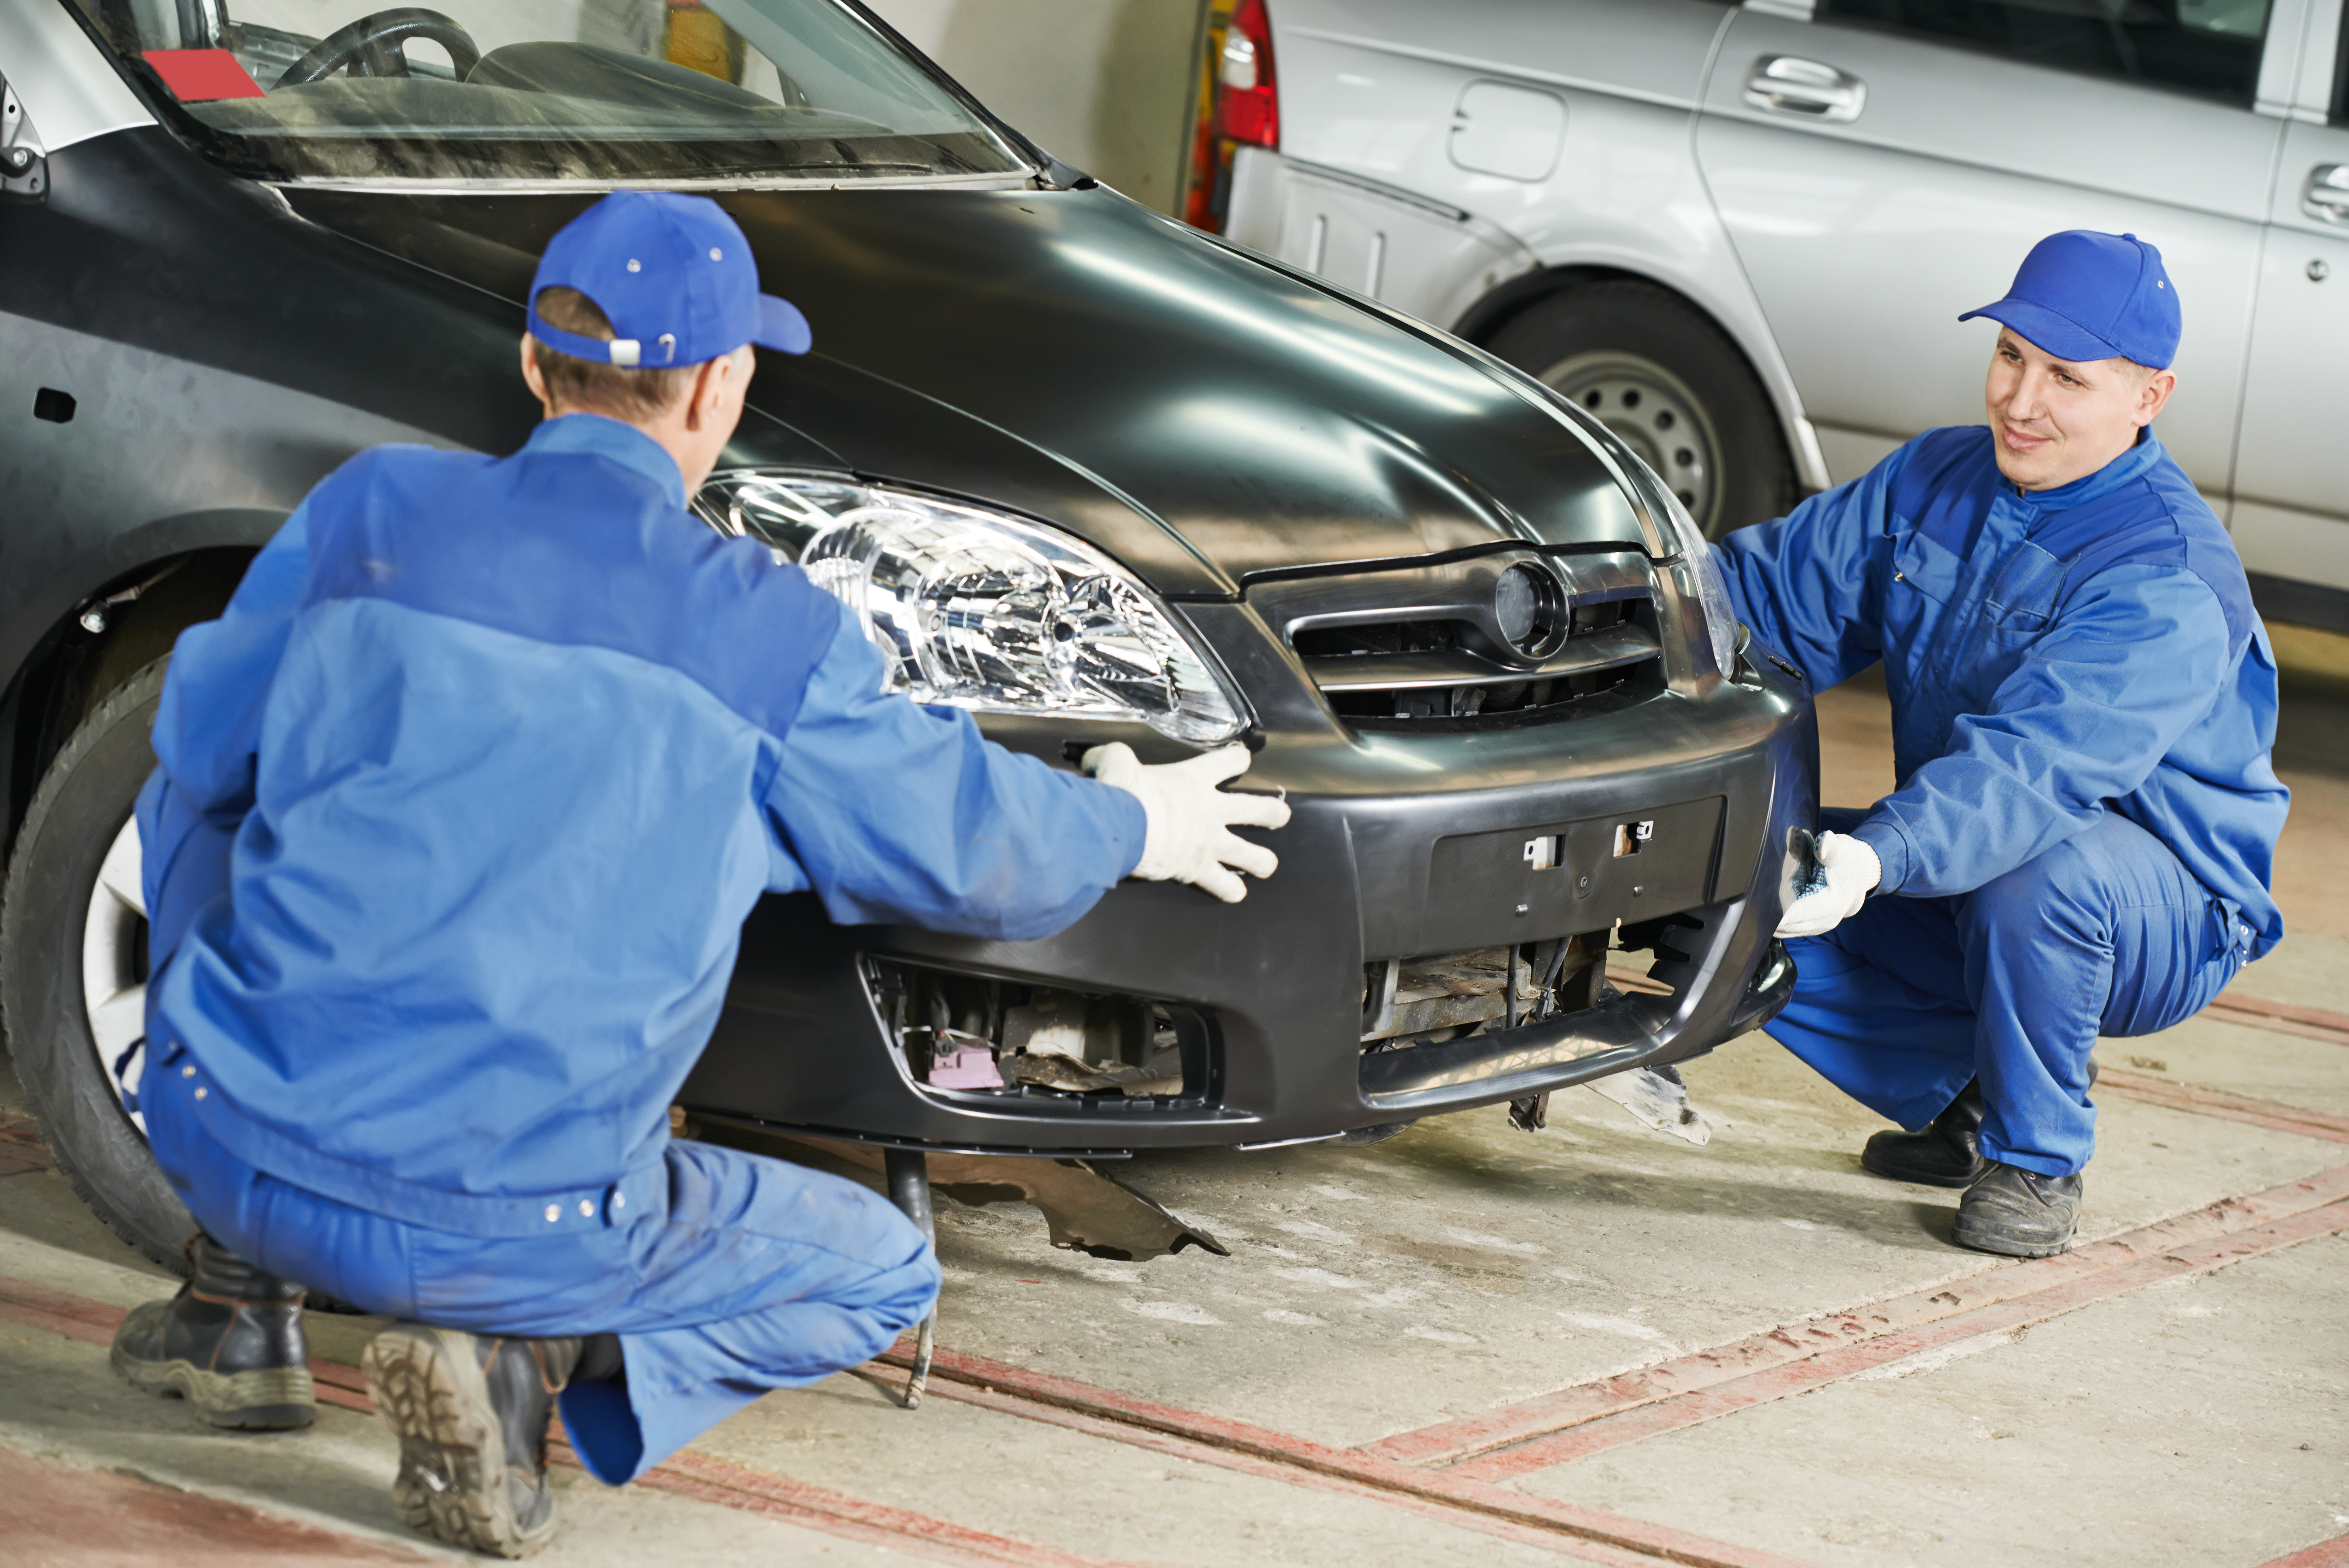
[66, 0, 1031, 185]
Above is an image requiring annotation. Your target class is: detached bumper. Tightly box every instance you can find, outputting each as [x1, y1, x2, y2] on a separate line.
[684, 660, 1817, 1154]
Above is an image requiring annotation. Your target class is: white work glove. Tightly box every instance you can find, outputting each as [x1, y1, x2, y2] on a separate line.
[1776, 830, 1881, 940]
[1083, 742, 1291, 903]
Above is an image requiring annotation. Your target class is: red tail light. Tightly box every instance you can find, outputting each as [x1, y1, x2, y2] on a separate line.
[1214, 0, 1279, 149]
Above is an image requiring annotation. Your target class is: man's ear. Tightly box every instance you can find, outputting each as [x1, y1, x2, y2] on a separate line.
[2137, 368, 2177, 428]
[519, 335, 557, 417]
[683, 352, 731, 431]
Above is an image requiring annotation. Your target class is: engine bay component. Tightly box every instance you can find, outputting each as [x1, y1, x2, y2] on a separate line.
[868, 959, 1211, 1104]
[1361, 932, 1608, 1050]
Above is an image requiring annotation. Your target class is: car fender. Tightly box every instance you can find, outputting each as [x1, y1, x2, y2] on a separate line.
[1452, 249, 1833, 497]
[1251, 0, 1833, 495]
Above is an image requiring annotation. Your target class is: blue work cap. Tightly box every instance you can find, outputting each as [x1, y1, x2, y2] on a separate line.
[1958, 230, 2180, 370]
[527, 191, 812, 368]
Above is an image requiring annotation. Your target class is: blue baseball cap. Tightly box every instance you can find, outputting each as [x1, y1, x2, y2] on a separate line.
[527, 191, 811, 368]
[1958, 230, 2180, 369]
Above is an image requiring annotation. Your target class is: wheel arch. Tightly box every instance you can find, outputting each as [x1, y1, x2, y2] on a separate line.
[1, 508, 281, 864]
[1450, 263, 1831, 495]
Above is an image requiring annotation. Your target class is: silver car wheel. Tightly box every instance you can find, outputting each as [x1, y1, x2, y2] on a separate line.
[80, 813, 149, 1136]
[1541, 351, 1723, 534]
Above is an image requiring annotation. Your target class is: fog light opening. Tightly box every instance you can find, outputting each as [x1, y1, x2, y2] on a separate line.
[1359, 929, 1613, 1055]
[865, 958, 1216, 1108]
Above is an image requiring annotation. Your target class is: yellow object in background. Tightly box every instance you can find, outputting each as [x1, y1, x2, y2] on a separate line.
[665, 0, 740, 84]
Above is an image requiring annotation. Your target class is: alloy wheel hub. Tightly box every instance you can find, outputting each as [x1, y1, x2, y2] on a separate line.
[81, 815, 149, 1135]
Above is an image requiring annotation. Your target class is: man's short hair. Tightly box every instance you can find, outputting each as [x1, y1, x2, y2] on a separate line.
[528, 287, 697, 422]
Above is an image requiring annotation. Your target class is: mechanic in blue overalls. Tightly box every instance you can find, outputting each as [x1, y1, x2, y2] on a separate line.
[1723, 231, 2287, 1260]
[106, 192, 1289, 1558]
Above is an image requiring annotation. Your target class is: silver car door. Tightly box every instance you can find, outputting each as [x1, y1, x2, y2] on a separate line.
[1694, 0, 2285, 496]
[2232, 3, 2349, 606]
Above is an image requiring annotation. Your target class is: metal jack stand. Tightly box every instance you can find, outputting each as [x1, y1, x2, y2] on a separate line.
[883, 1148, 937, 1410]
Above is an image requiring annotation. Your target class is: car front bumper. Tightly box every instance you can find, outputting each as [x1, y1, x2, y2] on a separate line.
[683, 655, 1816, 1154]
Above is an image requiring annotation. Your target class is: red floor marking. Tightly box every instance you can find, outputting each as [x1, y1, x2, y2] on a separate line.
[1362, 1162, 2349, 1468]
[2097, 1068, 2349, 1143]
[1451, 1198, 2349, 1481]
[2208, 990, 2349, 1045]
[0, 1281, 1159, 1568]
[891, 1367, 1742, 1568]
[633, 1451, 1153, 1568]
[2262, 1533, 2349, 1567]
[0, 1114, 53, 1175]
[870, 1344, 1816, 1568]
[0, 1443, 431, 1564]
[0, 1275, 127, 1346]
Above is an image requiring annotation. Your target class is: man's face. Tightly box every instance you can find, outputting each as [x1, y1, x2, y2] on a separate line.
[1983, 329, 2175, 491]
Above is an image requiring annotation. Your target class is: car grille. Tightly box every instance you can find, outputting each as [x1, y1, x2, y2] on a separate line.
[1248, 550, 1664, 732]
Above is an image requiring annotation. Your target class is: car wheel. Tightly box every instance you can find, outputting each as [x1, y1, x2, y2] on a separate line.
[1485, 281, 1796, 538]
[1, 658, 195, 1273]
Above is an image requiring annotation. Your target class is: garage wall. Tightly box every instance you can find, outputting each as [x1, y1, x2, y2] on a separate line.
[862, 0, 1204, 214]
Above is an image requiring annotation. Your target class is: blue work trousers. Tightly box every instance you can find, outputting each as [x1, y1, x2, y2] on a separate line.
[142, 1062, 939, 1483]
[1768, 807, 2246, 1175]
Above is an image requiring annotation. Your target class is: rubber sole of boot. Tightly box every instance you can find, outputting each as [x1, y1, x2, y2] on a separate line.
[1949, 1209, 2077, 1259]
[109, 1308, 315, 1430]
[362, 1324, 556, 1560]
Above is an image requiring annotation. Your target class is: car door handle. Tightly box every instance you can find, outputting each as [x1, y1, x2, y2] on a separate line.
[1743, 56, 1866, 123]
[2303, 165, 2349, 225]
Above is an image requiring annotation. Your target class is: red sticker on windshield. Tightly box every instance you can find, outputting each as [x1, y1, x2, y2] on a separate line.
[143, 50, 266, 103]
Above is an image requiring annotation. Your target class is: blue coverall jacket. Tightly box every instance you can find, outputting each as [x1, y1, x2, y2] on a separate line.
[135, 413, 1147, 1480]
[1714, 425, 2287, 1175]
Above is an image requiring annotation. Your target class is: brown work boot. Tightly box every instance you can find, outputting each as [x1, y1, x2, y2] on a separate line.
[110, 1234, 315, 1429]
[363, 1323, 595, 1559]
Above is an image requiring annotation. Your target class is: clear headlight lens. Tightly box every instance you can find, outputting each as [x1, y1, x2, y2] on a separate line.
[1626, 463, 1740, 678]
[695, 471, 1248, 744]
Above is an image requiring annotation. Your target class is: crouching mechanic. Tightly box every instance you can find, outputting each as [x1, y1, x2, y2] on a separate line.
[1720, 230, 2287, 1258]
[108, 191, 1289, 1557]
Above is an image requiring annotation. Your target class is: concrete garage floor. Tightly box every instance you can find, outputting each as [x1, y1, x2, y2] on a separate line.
[5, 638, 2349, 1567]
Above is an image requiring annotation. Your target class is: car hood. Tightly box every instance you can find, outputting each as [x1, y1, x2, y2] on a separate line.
[283, 184, 1649, 596]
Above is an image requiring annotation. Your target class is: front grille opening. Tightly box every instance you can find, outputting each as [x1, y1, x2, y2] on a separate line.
[1361, 932, 1611, 1054]
[1299, 599, 1663, 731]
[865, 957, 1216, 1109]
[1293, 617, 1475, 661]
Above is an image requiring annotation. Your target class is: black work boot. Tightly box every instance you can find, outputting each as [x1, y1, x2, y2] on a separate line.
[363, 1323, 607, 1559]
[1861, 1081, 1987, 1187]
[1952, 1161, 2084, 1258]
[109, 1234, 315, 1429]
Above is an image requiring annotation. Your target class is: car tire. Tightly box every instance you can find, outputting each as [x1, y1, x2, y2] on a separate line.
[1, 657, 195, 1273]
[1485, 281, 1796, 539]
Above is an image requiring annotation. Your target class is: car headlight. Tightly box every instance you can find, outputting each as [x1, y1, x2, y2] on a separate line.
[695, 471, 1248, 744]
[1624, 462, 1741, 678]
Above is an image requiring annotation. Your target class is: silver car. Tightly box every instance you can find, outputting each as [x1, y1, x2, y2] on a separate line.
[1203, 0, 2349, 625]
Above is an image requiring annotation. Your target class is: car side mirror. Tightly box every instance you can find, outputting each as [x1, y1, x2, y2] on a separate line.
[1, 77, 48, 202]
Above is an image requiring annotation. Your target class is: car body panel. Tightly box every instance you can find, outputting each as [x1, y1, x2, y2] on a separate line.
[1224, 0, 1836, 492]
[684, 654, 1814, 1150]
[279, 180, 1660, 593]
[0, 0, 150, 151]
[2233, 112, 2349, 593]
[1695, 4, 2273, 504]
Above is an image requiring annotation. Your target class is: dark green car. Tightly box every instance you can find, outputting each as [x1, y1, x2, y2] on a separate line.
[0, 0, 1812, 1272]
